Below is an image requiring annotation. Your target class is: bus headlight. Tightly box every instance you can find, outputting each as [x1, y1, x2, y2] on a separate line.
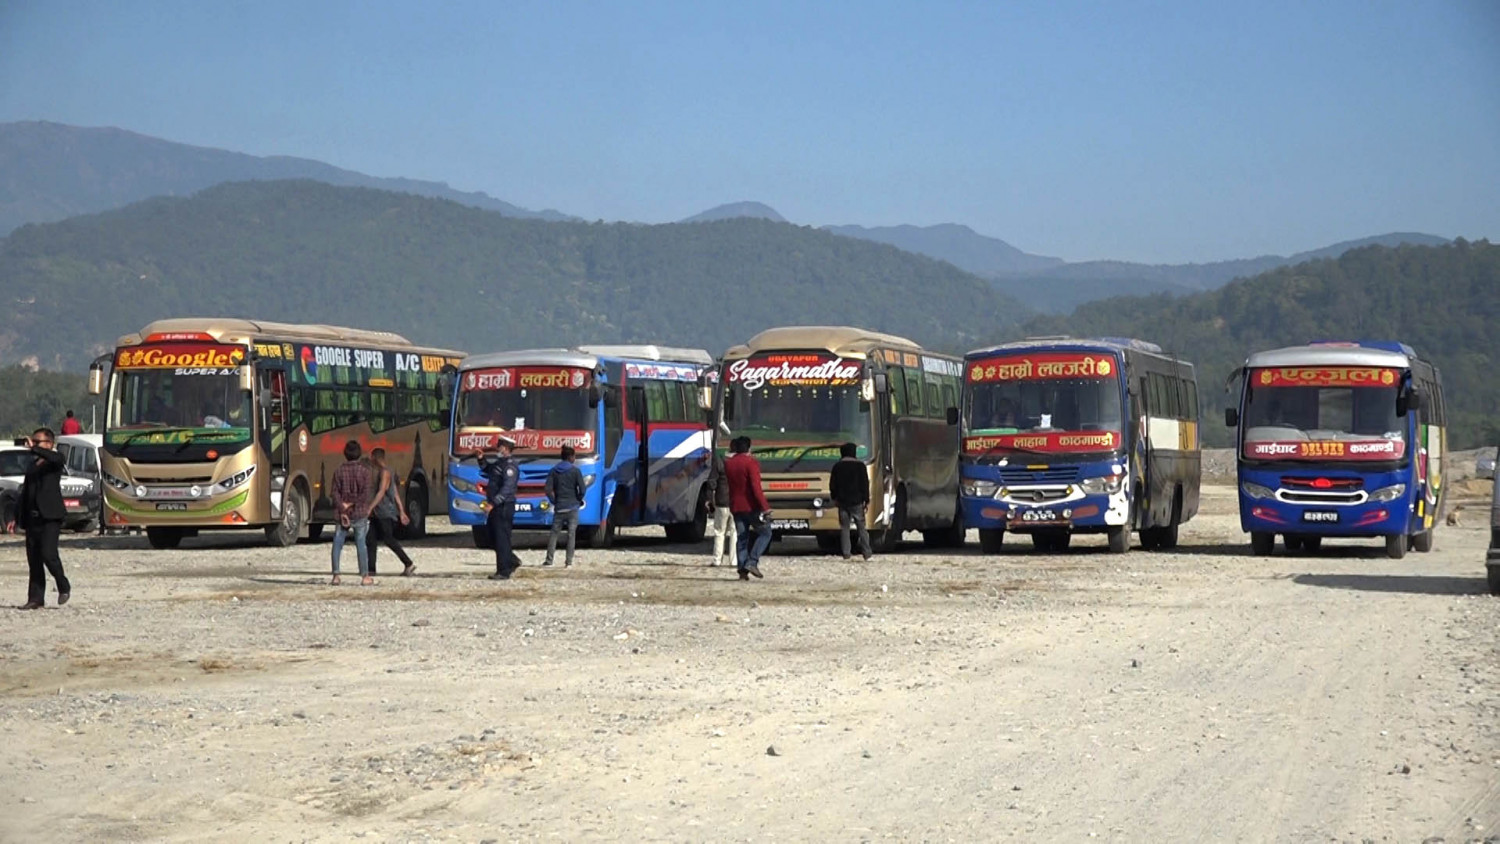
[1241, 481, 1275, 500]
[450, 477, 479, 494]
[213, 466, 256, 494]
[1368, 483, 1407, 503]
[102, 472, 132, 493]
[583, 473, 597, 489]
[962, 480, 998, 498]
[1080, 475, 1124, 495]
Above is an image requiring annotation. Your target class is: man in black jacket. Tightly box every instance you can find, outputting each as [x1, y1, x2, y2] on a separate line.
[828, 442, 873, 561]
[10, 428, 71, 608]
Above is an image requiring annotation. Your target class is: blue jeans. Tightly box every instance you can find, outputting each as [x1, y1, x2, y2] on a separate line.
[734, 513, 771, 571]
[332, 518, 370, 576]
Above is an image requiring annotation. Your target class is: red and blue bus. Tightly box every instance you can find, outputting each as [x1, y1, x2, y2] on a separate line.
[961, 337, 1201, 554]
[446, 345, 716, 548]
[1227, 341, 1447, 559]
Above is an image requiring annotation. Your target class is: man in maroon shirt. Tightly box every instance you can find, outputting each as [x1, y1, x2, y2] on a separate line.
[330, 440, 374, 585]
[724, 436, 772, 580]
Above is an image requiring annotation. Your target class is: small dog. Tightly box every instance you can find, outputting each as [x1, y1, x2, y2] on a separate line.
[1445, 505, 1464, 527]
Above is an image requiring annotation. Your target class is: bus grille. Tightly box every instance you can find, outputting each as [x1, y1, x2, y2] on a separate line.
[1277, 489, 1367, 506]
[998, 466, 1080, 486]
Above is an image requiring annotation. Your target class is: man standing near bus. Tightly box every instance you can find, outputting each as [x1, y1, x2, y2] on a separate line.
[10, 428, 71, 609]
[724, 436, 771, 580]
[60, 410, 83, 436]
[829, 441, 874, 561]
[543, 445, 585, 567]
[705, 446, 735, 566]
[330, 440, 373, 586]
[480, 435, 522, 580]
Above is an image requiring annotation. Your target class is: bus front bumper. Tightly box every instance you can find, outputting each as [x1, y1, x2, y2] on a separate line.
[962, 491, 1129, 533]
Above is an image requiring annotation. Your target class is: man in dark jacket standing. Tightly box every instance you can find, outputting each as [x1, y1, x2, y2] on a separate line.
[480, 435, 522, 579]
[543, 445, 586, 567]
[10, 428, 71, 609]
[724, 436, 772, 580]
[829, 441, 873, 561]
[704, 447, 735, 567]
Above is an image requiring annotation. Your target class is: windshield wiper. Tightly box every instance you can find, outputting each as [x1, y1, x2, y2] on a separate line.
[782, 442, 847, 473]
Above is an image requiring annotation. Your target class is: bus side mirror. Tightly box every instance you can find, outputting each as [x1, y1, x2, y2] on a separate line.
[603, 387, 620, 409]
[259, 388, 275, 410]
[945, 407, 959, 426]
[1224, 408, 1239, 427]
[697, 386, 713, 411]
[238, 366, 255, 393]
[87, 361, 107, 396]
[1397, 389, 1421, 417]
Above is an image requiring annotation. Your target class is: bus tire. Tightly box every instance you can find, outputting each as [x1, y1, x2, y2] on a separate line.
[1107, 526, 1129, 554]
[1250, 532, 1275, 556]
[978, 528, 1005, 554]
[587, 520, 615, 549]
[876, 489, 907, 553]
[667, 490, 710, 543]
[398, 487, 428, 540]
[472, 525, 493, 549]
[306, 523, 326, 543]
[1489, 565, 1500, 596]
[147, 526, 185, 550]
[1412, 530, 1434, 553]
[265, 485, 306, 548]
[1385, 534, 1408, 560]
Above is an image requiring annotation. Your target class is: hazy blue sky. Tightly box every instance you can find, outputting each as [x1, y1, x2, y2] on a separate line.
[1, 0, 1496, 262]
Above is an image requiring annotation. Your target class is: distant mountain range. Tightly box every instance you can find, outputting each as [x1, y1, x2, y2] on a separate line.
[681, 202, 786, 224]
[0, 179, 1027, 370]
[0, 121, 575, 235]
[0, 121, 1457, 316]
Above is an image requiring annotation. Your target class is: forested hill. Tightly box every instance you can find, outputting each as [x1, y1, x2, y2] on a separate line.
[0, 179, 1029, 370]
[1012, 240, 1500, 448]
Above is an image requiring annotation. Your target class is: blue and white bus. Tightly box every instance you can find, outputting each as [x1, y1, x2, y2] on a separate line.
[1227, 341, 1447, 559]
[446, 346, 716, 548]
[960, 337, 1201, 554]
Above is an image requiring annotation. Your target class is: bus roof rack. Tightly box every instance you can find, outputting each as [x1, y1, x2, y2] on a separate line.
[1014, 335, 1164, 353]
[574, 345, 714, 366]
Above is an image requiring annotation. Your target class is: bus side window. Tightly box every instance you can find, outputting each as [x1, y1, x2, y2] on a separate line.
[1186, 380, 1199, 422]
[904, 370, 924, 419]
[924, 374, 942, 418]
[888, 367, 907, 415]
[644, 381, 668, 423]
[941, 379, 958, 416]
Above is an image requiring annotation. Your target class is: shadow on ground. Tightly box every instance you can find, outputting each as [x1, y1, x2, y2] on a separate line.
[1292, 573, 1490, 596]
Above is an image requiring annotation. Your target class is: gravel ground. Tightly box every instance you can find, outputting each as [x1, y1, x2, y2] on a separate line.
[1, 485, 1497, 842]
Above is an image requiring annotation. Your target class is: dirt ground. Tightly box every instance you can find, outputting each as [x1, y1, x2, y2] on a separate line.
[2, 485, 1498, 842]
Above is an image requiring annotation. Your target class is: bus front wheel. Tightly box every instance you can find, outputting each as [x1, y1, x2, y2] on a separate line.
[1107, 526, 1129, 554]
[1385, 534, 1408, 560]
[1250, 532, 1275, 556]
[585, 521, 615, 549]
[399, 491, 427, 540]
[472, 525, 493, 549]
[265, 486, 306, 548]
[1412, 530, 1434, 553]
[978, 528, 1005, 554]
[148, 526, 185, 550]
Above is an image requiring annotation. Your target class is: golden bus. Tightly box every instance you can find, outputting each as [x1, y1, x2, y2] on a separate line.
[89, 319, 463, 549]
[713, 326, 964, 552]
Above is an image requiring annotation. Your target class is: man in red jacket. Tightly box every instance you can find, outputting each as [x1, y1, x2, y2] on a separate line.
[724, 436, 772, 580]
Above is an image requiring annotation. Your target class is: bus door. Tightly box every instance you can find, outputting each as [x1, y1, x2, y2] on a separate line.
[628, 383, 649, 523]
[257, 366, 290, 508]
[1132, 373, 1152, 527]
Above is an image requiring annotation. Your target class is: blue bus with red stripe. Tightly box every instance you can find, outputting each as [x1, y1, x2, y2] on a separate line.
[446, 345, 716, 548]
[1227, 341, 1447, 559]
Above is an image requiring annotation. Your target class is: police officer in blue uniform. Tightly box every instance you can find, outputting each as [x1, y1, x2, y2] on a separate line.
[480, 435, 523, 580]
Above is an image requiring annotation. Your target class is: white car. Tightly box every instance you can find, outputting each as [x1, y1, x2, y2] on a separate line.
[1477, 451, 1496, 480]
[0, 446, 97, 532]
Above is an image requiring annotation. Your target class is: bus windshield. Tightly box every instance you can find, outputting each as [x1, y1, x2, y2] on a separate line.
[455, 378, 595, 455]
[1242, 369, 1406, 462]
[110, 369, 252, 432]
[724, 383, 872, 470]
[964, 351, 1125, 456]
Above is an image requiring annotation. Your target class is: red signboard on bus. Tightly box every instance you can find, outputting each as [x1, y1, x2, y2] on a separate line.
[967, 353, 1117, 384]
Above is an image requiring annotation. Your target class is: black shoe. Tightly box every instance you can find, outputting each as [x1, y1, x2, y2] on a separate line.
[17, 601, 42, 610]
[747, 565, 763, 579]
[738, 570, 750, 581]
[488, 572, 510, 581]
[542, 559, 553, 567]
[57, 592, 69, 606]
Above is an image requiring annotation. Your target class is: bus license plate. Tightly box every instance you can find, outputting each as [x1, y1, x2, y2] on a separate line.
[771, 519, 809, 531]
[515, 502, 533, 513]
[1302, 511, 1339, 523]
[156, 503, 188, 511]
[1013, 509, 1065, 525]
